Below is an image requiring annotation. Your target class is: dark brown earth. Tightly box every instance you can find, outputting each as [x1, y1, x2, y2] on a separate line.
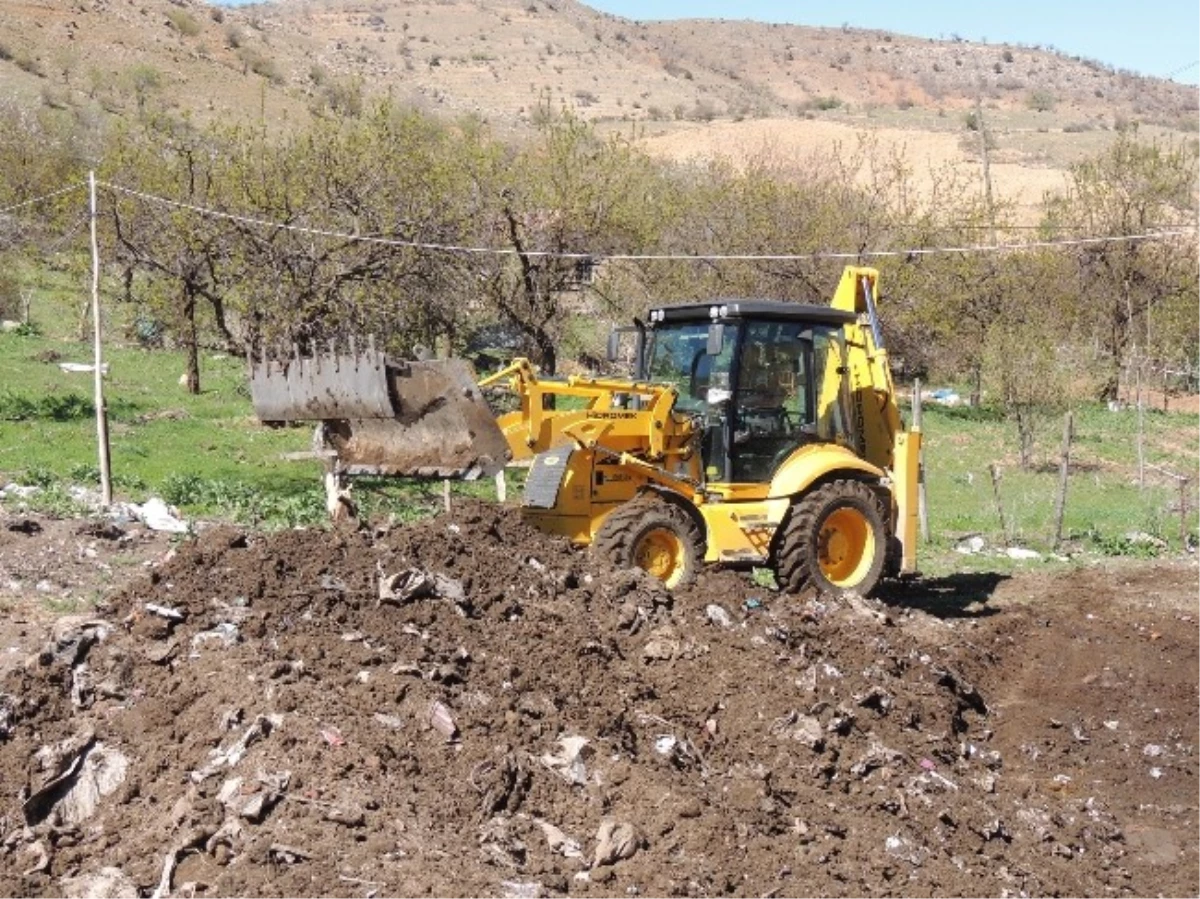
[0, 505, 1196, 898]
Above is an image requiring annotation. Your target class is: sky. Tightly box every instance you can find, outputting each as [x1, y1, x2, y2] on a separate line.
[584, 0, 1200, 85]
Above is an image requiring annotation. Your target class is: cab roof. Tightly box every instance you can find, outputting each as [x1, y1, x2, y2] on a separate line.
[648, 300, 857, 327]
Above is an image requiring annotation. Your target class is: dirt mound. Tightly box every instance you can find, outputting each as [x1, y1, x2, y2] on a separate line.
[0, 503, 1195, 897]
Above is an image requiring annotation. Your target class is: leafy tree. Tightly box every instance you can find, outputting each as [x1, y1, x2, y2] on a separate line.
[103, 115, 237, 393]
[1041, 132, 1199, 396]
[479, 110, 669, 374]
[979, 250, 1101, 468]
[219, 103, 501, 357]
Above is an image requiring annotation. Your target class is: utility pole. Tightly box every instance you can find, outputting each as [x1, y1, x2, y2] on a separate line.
[973, 92, 996, 243]
[89, 171, 113, 507]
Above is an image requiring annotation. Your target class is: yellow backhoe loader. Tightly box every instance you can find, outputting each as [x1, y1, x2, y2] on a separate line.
[249, 265, 921, 596]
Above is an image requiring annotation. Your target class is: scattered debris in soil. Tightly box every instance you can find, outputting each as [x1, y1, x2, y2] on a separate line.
[0, 503, 1196, 897]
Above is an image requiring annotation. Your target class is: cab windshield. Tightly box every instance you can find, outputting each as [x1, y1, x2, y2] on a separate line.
[642, 317, 851, 485]
[642, 321, 738, 415]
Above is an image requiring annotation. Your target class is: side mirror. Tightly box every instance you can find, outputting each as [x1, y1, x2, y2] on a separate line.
[706, 322, 725, 356]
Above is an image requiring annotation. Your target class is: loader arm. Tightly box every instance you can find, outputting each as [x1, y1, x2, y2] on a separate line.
[830, 266, 922, 574]
[480, 357, 695, 464]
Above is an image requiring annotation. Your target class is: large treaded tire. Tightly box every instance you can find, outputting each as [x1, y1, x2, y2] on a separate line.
[592, 496, 705, 590]
[775, 479, 887, 597]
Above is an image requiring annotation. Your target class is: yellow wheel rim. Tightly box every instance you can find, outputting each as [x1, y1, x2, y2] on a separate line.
[634, 527, 687, 589]
[818, 507, 875, 588]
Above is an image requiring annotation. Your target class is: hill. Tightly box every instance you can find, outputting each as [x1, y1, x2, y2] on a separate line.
[0, 0, 1196, 215]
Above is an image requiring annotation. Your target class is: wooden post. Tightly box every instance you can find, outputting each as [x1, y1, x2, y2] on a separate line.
[1051, 410, 1074, 551]
[913, 379, 930, 542]
[989, 462, 1008, 546]
[442, 478, 451, 514]
[1136, 361, 1146, 490]
[89, 171, 113, 508]
[494, 469, 507, 503]
[1180, 477, 1191, 548]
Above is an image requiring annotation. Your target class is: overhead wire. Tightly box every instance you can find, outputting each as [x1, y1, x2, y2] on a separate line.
[100, 179, 1197, 263]
[42, 212, 91, 253]
[0, 182, 87, 217]
[1163, 60, 1199, 80]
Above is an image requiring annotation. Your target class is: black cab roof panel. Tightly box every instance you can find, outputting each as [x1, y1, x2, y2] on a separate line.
[648, 300, 856, 326]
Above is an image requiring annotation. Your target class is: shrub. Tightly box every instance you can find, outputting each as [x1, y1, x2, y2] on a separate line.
[1026, 89, 1056, 112]
[318, 77, 363, 117]
[165, 9, 201, 37]
[0, 391, 93, 422]
[14, 51, 44, 77]
[238, 47, 283, 83]
[688, 99, 718, 122]
[40, 85, 70, 109]
[160, 472, 204, 506]
[21, 465, 57, 488]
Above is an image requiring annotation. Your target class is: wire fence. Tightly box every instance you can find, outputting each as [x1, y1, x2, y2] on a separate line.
[1119, 351, 1200, 408]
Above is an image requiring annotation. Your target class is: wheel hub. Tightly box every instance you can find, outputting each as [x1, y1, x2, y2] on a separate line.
[634, 528, 686, 588]
[818, 507, 875, 587]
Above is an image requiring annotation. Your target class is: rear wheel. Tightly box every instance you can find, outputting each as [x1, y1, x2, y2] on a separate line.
[593, 496, 704, 589]
[775, 480, 887, 596]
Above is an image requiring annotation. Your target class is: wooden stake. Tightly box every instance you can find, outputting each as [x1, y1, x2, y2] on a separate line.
[988, 462, 1008, 546]
[1136, 359, 1145, 490]
[89, 171, 113, 508]
[494, 468, 507, 503]
[1180, 477, 1191, 547]
[913, 379, 930, 542]
[442, 478, 451, 514]
[1052, 410, 1074, 551]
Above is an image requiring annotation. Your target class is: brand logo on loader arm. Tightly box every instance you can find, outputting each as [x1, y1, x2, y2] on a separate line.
[851, 368, 868, 458]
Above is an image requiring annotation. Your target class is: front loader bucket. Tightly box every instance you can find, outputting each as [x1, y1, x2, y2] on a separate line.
[249, 343, 511, 479]
[250, 339, 395, 422]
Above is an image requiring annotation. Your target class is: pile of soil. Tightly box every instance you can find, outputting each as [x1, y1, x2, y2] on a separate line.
[0, 503, 1195, 897]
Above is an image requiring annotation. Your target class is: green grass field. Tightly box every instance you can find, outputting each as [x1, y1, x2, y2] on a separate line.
[1, 268, 1196, 573]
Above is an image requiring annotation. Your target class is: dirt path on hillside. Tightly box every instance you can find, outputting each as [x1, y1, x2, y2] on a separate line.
[0, 506, 1196, 897]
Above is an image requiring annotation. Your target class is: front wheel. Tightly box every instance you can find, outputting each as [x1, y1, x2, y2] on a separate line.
[592, 496, 704, 590]
[775, 480, 887, 597]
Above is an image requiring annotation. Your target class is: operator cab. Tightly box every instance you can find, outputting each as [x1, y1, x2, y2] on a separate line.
[639, 301, 857, 485]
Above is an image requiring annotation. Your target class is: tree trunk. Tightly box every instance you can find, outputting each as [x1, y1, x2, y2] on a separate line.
[533, 327, 557, 377]
[183, 285, 200, 395]
[206, 293, 240, 354]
